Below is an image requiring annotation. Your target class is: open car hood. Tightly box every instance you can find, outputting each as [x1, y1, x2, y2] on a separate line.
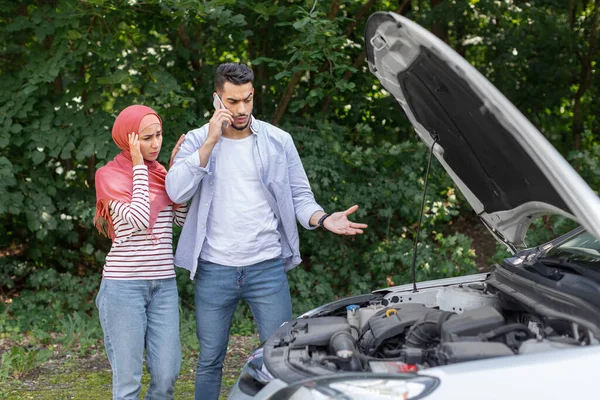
[365, 12, 600, 250]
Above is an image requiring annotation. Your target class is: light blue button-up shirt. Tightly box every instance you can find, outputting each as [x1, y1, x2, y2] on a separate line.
[165, 117, 323, 279]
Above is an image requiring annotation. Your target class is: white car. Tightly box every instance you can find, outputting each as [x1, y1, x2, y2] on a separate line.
[228, 11, 600, 400]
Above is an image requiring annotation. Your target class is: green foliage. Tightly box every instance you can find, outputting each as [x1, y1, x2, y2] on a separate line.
[0, 345, 52, 381]
[2, 262, 99, 332]
[569, 129, 600, 190]
[284, 120, 477, 312]
[55, 312, 103, 355]
[230, 304, 258, 336]
[2, 0, 600, 371]
[179, 308, 199, 358]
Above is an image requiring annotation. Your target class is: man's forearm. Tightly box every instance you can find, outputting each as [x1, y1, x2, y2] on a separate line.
[198, 138, 217, 168]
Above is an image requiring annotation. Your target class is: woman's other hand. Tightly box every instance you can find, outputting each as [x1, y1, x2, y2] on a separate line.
[129, 132, 144, 166]
[169, 134, 186, 168]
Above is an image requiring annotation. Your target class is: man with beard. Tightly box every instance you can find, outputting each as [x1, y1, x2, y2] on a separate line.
[166, 62, 367, 400]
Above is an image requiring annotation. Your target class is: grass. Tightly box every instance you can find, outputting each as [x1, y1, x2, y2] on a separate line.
[0, 306, 259, 399]
[0, 294, 261, 399]
[0, 334, 259, 400]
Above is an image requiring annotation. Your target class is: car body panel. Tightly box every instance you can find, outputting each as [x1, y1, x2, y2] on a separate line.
[230, 346, 600, 400]
[373, 272, 490, 294]
[298, 273, 489, 319]
[365, 12, 600, 249]
[421, 345, 600, 399]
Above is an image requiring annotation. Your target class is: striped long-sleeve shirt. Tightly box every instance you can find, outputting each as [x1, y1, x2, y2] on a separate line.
[103, 165, 188, 280]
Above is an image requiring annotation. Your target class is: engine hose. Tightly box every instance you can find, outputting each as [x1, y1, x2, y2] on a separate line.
[405, 310, 455, 348]
[329, 331, 363, 372]
[479, 323, 534, 340]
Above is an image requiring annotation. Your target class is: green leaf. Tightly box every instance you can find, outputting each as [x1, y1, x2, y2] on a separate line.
[10, 124, 22, 133]
[22, 85, 38, 95]
[60, 142, 76, 160]
[81, 243, 94, 255]
[0, 132, 9, 148]
[76, 139, 95, 161]
[32, 151, 45, 165]
[65, 30, 82, 40]
[293, 18, 311, 30]
[97, 70, 130, 85]
[274, 71, 288, 80]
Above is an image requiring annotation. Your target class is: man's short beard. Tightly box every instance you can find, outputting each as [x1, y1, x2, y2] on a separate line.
[231, 117, 250, 131]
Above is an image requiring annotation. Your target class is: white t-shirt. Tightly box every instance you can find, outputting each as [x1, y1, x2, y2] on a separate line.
[200, 134, 281, 266]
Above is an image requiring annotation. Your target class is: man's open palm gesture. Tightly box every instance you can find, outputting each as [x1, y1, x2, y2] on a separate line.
[322, 205, 368, 235]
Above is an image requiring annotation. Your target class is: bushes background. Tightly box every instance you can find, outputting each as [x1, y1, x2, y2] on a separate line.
[1, 0, 599, 345]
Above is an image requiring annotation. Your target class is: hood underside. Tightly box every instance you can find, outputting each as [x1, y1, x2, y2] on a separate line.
[365, 12, 600, 249]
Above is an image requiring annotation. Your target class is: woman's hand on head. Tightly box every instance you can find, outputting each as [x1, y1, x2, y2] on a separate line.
[169, 134, 186, 168]
[128, 133, 144, 166]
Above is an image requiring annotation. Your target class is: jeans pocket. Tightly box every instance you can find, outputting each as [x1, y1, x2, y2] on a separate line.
[95, 280, 105, 310]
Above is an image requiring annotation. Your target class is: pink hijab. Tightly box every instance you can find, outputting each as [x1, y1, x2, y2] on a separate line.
[94, 105, 173, 240]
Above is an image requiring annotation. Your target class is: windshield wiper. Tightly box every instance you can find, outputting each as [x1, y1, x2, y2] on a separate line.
[550, 247, 600, 261]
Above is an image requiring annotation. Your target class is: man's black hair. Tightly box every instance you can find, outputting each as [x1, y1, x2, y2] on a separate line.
[215, 63, 254, 92]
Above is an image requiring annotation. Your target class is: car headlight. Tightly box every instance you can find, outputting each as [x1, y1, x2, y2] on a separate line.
[264, 373, 439, 400]
[238, 348, 274, 396]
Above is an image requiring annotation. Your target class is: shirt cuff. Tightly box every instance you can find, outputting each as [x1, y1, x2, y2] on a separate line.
[299, 205, 325, 230]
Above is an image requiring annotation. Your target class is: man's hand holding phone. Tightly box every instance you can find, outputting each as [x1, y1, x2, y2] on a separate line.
[207, 94, 233, 144]
[197, 93, 233, 168]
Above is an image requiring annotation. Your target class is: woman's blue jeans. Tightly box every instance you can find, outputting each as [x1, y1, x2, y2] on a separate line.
[96, 278, 181, 400]
[194, 257, 292, 400]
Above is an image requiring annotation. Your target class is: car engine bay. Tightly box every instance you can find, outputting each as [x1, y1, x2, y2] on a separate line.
[261, 280, 591, 383]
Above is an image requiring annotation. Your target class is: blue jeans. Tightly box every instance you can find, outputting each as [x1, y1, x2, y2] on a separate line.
[194, 257, 292, 400]
[96, 278, 181, 400]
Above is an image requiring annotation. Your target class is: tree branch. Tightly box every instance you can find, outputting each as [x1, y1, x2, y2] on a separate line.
[344, 0, 378, 37]
[299, 0, 378, 116]
[431, 0, 449, 44]
[396, 0, 412, 15]
[328, 0, 341, 20]
[320, 50, 365, 115]
[177, 25, 201, 71]
[316, 0, 411, 116]
[572, 0, 599, 150]
[269, 0, 344, 125]
[271, 68, 304, 126]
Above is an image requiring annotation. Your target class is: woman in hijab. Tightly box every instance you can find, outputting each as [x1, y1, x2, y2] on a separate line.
[94, 105, 187, 400]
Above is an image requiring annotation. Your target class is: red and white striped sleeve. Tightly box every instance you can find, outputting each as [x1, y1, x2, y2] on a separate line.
[108, 165, 150, 232]
[173, 203, 189, 227]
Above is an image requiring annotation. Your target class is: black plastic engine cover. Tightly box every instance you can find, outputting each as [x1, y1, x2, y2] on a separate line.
[441, 306, 505, 342]
[437, 342, 514, 365]
[360, 303, 431, 356]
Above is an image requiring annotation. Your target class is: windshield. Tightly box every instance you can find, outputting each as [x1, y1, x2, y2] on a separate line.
[546, 230, 600, 265]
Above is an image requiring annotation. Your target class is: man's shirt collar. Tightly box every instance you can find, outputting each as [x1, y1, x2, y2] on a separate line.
[250, 115, 259, 135]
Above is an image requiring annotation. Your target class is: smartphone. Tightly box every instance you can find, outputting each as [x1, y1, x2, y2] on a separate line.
[212, 94, 229, 128]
